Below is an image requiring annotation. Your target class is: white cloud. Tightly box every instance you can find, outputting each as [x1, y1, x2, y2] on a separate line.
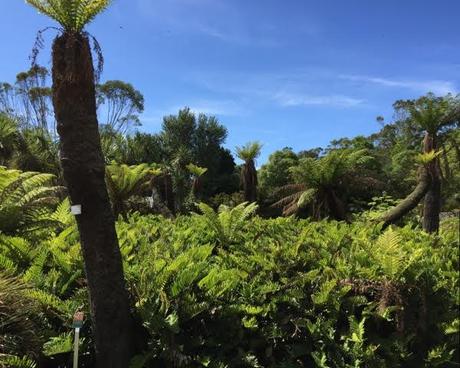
[274, 92, 364, 108]
[341, 75, 457, 95]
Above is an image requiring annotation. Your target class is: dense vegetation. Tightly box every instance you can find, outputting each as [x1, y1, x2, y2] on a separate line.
[0, 193, 459, 367]
[1, 0, 459, 367]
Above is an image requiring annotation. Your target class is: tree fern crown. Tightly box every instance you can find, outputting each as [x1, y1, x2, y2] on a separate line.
[25, 0, 112, 32]
[236, 141, 262, 163]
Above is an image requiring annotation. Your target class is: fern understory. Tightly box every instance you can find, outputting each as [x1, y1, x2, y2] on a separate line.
[0, 197, 458, 367]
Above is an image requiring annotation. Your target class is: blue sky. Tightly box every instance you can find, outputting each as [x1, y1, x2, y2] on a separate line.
[1, 0, 459, 163]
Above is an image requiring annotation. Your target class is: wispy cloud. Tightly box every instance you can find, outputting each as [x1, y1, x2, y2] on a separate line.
[186, 70, 366, 109]
[340, 75, 457, 95]
[274, 92, 364, 108]
[140, 99, 246, 128]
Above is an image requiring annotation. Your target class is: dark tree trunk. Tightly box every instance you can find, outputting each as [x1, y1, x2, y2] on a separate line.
[152, 173, 175, 213]
[326, 189, 347, 221]
[422, 133, 441, 233]
[52, 32, 140, 367]
[192, 177, 203, 199]
[440, 142, 451, 180]
[380, 167, 431, 229]
[242, 160, 258, 202]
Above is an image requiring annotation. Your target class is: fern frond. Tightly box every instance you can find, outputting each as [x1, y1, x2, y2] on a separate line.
[26, 0, 112, 32]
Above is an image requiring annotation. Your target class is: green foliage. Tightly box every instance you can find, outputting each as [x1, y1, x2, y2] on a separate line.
[0, 167, 64, 234]
[259, 147, 299, 193]
[187, 163, 207, 177]
[236, 141, 262, 162]
[117, 206, 458, 367]
[1, 197, 459, 367]
[0, 114, 18, 166]
[0, 274, 42, 362]
[0, 355, 37, 368]
[25, 0, 112, 32]
[106, 162, 160, 217]
[97, 80, 145, 134]
[395, 93, 459, 135]
[273, 149, 376, 218]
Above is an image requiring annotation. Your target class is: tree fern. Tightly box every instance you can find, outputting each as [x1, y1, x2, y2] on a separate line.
[26, 0, 112, 32]
[273, 149, 375, 219]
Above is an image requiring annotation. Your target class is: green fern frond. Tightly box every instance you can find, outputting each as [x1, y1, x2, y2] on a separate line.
[26, 0, 112, 32]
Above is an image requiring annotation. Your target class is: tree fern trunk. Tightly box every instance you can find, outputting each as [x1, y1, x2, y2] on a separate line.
[380, 167, 431, 229]
[326, 189, 347, 221]
[52, 32, 140, 367]
[422, 133, 441, 233]
[242, 160, 258, 202]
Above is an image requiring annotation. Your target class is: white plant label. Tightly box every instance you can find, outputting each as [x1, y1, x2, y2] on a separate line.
[71, 205, 82, 215]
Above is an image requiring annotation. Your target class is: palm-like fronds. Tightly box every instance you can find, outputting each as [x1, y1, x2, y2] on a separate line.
[235, 141, 262, 162]
[236, 142, 262, 202]
[416, 150, 443, 165]
[11, 128, 59, 175]
[25, 0, 112, 32]
[106, 163, 159, 217]
[186, 163, 207, 178]
[197, 202, 258, 247]
[0, 355, 37, 368]
[274, 149, 374, 218]
[0, 168, 64, 234]
[407, 95, 454, 135]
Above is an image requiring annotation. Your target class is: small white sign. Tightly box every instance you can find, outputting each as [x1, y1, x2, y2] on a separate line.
[71, 205, 82, 215]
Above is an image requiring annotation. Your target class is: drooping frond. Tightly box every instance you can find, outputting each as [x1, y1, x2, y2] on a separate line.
[25, 0, 112, 32]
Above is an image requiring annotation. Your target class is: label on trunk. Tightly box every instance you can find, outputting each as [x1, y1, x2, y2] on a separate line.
[71, 205, 82, 215]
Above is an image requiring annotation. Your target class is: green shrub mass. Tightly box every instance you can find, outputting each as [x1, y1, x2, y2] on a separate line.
[1, 201, 458, 367]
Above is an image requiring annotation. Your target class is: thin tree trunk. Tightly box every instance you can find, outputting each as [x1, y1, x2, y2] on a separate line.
[422, 133, 441, 233]
[52, 32, 140, 367]
[380, 167, 431, 229]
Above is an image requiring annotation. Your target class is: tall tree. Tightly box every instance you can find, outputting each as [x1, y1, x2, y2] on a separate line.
[236, 141, 262, 203]
[15, 66, 53, 131]
[97, 80, 144, 134]
[24, 0, 142, 366]
[259, 147, 298, 193]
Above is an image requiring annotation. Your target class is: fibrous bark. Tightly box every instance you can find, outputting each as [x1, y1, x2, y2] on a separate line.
[422, 133, 441, 233]
[52, 32, 141, 367]
[242, 159, 258, 202]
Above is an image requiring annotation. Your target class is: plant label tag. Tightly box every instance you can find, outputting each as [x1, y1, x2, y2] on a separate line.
[73, 311, 84, 328]
[71, 205, 82, 215]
